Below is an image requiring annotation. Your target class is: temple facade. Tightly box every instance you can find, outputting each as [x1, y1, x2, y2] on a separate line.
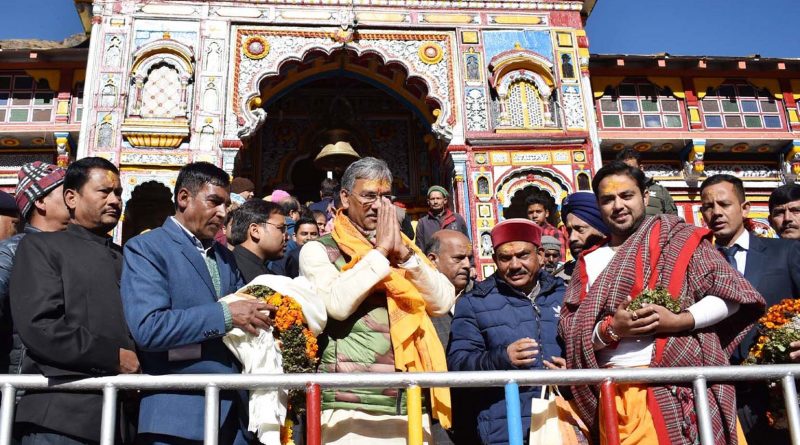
[2, 1, 799, 277]
[67, 0, 598, 277]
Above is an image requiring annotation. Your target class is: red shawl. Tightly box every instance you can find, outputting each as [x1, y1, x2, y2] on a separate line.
[559, 215, 765, 445]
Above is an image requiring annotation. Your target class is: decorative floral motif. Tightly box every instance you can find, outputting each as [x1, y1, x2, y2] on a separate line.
[418, 42, 443, 65]
[562, 85, 585, 129]
[243, 36, 270, 60]
[465, 88, 488, 131]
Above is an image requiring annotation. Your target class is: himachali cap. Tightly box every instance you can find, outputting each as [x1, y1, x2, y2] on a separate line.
[490, 218, 543, 249]
[15, 161, 66, 218]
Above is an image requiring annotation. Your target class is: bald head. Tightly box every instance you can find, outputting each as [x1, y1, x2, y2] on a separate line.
[426, 230, 473, 294]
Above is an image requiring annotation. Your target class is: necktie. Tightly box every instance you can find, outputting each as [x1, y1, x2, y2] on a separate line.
[718, 244, 740, 271]
[203, 252, 222, 298]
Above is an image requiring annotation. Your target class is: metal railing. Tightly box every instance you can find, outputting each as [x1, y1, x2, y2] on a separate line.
[2, 364, 800, 445]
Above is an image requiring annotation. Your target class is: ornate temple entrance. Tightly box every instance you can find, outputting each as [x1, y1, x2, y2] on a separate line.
[234, 48, 449, 205]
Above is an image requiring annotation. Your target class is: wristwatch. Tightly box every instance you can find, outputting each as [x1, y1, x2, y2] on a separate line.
[398, 246, 414, 264]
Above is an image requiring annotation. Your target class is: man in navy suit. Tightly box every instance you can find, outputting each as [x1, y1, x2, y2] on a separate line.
[122, 162, 273, 444]
[700, 174, 800, 441]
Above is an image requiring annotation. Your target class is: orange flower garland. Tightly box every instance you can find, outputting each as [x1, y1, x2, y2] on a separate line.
[745, 298, 800, 431]
[241, 285, 320, 445]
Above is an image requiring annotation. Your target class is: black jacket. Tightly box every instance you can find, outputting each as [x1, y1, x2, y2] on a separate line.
[232, 245, 270, 283]
[9, 224, 136, 442]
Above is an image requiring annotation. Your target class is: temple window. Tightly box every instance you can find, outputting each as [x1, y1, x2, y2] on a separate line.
[0, 74, 55, 123]
[139, 63, 184, 118]
[492, 71, 557, 129]
[126, 40, 194, 121]
[488, 48, 558, 131]
[507, 80, 545, 128]
[72, 82, 84, 123]
[701, 83, 783, 129]
[597, 82, 683, 129]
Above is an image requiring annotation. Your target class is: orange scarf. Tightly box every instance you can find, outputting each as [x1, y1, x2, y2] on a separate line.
[331, 210, 452, 428]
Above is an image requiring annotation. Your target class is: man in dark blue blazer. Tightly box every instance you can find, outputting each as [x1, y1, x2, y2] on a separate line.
[700, 174, 800, 442]
[122, 162, 273, 444]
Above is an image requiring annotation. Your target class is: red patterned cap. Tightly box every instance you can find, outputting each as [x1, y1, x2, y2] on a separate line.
[490, 218, 543, 249]
[15, 161, 66, 218]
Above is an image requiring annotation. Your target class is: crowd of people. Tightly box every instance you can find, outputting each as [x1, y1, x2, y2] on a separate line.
[0, 153, 798, 445]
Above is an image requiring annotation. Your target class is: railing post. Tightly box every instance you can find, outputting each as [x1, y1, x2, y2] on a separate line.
[505, 382, 523, 445]
[100, 384, 118, 445]
[692, 377, 714, 445]
[0, 384, 16, 445]
[204, 384, 220, 445]
[599, 379, 620, 445]
[306, 383, 321, 445]
[407, 385, 423, 445]
[782, 375, 800, 445]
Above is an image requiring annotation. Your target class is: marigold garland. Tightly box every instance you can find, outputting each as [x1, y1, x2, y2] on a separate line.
[241, 284, 319, 444]
[745, 298, 800, 430]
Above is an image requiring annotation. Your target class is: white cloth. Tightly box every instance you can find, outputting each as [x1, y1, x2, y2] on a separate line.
[298, 242, 454, 321]
[320, 409, 434, 445]
[221, 274, 327, 445]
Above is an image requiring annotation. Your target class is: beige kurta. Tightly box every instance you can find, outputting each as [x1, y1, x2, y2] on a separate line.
[299, 242, 455, 444]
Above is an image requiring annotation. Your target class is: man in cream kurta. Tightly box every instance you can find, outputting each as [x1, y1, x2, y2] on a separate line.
[300, 157, 454, 445]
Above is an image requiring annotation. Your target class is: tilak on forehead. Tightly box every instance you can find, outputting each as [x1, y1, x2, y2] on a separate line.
[361, 179, 391, 190]
[106, 169, 120, 183]
[599, 175, 635, 195]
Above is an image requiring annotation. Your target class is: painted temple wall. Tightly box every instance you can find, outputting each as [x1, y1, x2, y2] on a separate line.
[73, 1, 595, 272]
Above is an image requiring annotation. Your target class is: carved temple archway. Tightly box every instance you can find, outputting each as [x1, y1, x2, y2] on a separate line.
[232, 42, 455, 204]
[226, 28, 459, 147]
[495, 167, 573, 221]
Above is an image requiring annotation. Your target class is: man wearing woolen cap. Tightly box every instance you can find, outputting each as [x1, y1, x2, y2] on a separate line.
[448, 219, 566, 444]
[414, 185, 469, 251]
[0, 161, 69, 376]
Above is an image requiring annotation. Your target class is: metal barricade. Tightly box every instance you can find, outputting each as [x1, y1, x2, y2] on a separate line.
[2, 365, 800, 445]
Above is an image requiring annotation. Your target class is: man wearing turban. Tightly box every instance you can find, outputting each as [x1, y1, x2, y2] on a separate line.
[558, 191, 611, 280]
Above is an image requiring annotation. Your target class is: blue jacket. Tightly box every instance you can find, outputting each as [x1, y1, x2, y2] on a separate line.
[447, 272, 566, 445]
[121, 218, 246, 442]
[0, 224, 40, 375]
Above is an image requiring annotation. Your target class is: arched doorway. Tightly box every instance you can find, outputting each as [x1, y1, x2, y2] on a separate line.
[496, 168, 572, 225]
[236, 49, 447, 206]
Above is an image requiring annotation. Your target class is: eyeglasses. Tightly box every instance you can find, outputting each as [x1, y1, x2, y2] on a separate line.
[264, 221, 288, 233]
[349, 192, 395, 205]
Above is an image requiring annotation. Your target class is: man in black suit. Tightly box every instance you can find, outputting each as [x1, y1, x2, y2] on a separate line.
[230, 200, 288, 282]
[10, 157, 140, 444]
[700, 174, 800, 442]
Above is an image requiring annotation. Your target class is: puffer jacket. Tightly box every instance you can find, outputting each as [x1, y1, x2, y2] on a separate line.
[447, 272, 566, 445]
[0, 224, 41, 375]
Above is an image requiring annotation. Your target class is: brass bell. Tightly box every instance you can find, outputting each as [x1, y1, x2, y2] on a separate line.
[314, 140, 360, 171]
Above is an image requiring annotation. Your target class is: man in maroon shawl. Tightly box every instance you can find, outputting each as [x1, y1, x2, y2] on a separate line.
[559, 161, 764, 445]
[414, 185, 469, 251]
